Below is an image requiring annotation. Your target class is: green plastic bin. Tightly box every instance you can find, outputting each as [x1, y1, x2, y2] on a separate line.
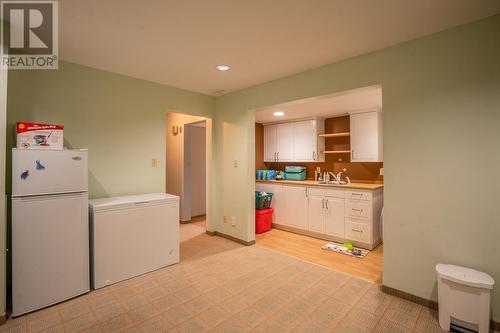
[255, 191, 273, 210]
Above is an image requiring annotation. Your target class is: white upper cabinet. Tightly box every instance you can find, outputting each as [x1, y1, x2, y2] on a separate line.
[276, 123, 294, 161]
[264, 124, 278, 162]
[263, 119, 324, 162]
[350, 111, 383, 162]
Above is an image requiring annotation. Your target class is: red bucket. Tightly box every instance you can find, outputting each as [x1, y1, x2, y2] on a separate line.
[255, 208, 273, 234]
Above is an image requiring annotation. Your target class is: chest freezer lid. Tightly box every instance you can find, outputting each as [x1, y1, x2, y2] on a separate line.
[90, 193, 179, 212]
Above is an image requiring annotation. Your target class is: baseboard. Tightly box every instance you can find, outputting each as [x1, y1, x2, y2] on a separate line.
[180, 214, 206, 224]
[272, 223, 379, 250]
[381, 285, 500, 331]
[381, 285, 437, 309]
[205, 230, 255, 246]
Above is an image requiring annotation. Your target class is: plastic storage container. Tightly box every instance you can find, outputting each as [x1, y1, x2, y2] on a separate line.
[436, 263, 494, 333]
[284, 166, 306, 180]
[255, 208, 273, 234]
[255, 191, 273, 210]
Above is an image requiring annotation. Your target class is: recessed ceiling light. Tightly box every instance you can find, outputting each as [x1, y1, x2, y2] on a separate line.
[273, 111, 285, 117]
[216, 64, 231, 72]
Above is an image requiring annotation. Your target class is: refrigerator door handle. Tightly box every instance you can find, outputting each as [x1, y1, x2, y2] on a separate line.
[13, 191, 88, 201]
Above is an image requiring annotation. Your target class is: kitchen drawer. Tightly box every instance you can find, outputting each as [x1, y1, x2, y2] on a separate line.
[308, 187, 344, 199]
[345, 200, 371, 219]
[345, 190, 372, 201]
[345, 219, 370, 243]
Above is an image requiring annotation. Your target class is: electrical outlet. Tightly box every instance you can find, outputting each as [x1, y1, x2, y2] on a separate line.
[231, 216, 236, 227]
[223, 216, 227, 223]
[379, 168, 384, 176]
[233, 160, 238, 168]
[151, 158, 158, 167]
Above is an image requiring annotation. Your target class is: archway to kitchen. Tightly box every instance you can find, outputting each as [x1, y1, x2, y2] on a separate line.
[253, 85, 385, 283]
[165, 111, 214, 248]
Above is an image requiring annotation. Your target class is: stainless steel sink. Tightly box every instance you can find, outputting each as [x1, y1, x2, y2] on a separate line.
[317, 181, 348, 185]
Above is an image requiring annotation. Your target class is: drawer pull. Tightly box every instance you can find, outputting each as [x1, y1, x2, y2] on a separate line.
[351, 193, 363, 196]
[352, 208, 363, 212]
[352, 229, 363, 233]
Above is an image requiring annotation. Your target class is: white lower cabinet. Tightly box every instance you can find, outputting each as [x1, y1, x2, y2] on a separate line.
[280, 185, 308, 229]
[256, 182, 383, 249]
[308, 193, 345, 238]
[345, 218, 370, 243]
[308, 195, 326, 233]
[325, 196, 345, 238]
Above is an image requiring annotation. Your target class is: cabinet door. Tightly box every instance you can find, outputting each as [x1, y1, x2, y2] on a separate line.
[293, 120, 316, 161]
[280, 185, 308, 229]
[325, 196, 345, 238]
[307, 195, 325, 233]
[264, 124, 278, 162]
[350, 111, 383, 162]
[255, 183, 282, 224]
[276, 123, 294, 161]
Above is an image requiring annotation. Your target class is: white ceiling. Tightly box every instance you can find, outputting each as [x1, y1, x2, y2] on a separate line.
[255, 85, 382, 123]
[59, 1, 500, 96]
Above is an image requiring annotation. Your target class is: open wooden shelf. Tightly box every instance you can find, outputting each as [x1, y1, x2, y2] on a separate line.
[319, 132, 350, 138]
[322, 150, 351, 154]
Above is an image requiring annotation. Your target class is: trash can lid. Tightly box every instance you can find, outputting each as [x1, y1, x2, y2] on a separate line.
[436, 264, 494, 289]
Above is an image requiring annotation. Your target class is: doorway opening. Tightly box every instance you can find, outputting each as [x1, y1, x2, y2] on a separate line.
[253, 85, 384, 283]
[166, 112, 212, 243]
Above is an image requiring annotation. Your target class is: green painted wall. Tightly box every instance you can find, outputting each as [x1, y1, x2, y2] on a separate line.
[6, 61, 215, 198]
[215, 14, 500, 320]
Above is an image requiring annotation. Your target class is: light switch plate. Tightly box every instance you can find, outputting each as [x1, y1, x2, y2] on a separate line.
[380, 168, 384, 176]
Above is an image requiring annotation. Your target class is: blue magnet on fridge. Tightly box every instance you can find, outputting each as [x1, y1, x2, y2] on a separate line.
[21, 170, 29, 180]
[36, 160, 45, 170]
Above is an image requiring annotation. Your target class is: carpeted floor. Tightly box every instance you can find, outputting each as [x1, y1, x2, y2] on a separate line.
[0, 230, 480, 333]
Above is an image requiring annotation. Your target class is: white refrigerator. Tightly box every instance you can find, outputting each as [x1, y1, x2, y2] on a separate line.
[11, 148, 90, 316]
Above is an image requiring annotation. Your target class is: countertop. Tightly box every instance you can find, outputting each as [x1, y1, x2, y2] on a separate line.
[256, 179, 384, 190]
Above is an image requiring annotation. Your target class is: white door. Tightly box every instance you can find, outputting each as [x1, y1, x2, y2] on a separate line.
[12, 149, 88, 196]
[307, 195, 325, 233]
[276, 123, 294, 161]
[350, 112, 382, 162]
[293, 120, 316, 161]
[255, 183, 282, 224]
[12, 192, 89, 316]
[325, 196, 345, 238]
[281, 185, 308, 229]
[264, 125, 278, 162]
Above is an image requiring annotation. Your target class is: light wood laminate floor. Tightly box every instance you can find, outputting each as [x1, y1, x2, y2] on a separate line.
[256, 228, 383, 283]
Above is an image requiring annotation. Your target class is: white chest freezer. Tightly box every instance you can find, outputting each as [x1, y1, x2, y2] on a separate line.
[89, 193, 180, 289]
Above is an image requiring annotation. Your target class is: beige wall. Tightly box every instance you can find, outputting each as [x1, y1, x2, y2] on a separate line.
[214, 15, 500, 320]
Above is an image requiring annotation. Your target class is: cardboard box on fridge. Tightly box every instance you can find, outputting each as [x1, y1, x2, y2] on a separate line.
[16, 122, 64, 149]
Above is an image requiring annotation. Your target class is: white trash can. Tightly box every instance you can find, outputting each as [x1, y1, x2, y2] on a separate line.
[436, 264, 494, 333]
